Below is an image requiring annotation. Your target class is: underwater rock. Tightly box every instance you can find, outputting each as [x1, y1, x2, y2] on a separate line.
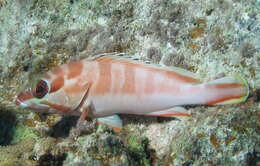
[0, 0, 259, 165]
[62, 131, 154, 166]
[39, 153, 67, 166]
[0, 138, 36, 165]
[146, 47, 163, 63]
[168, 105, 260, 165]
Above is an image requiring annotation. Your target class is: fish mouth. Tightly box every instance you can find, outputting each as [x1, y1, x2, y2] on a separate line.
[15, 96, 50, 113]
[15, 98, 28, 108]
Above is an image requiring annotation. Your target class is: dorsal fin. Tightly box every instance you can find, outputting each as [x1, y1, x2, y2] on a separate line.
[90, 52, 127, 60]
[88, 52, 201, 82]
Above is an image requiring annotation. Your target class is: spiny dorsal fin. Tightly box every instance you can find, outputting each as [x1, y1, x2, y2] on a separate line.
[90, 52, 126, 60]
[89, 52, 201, 82]
[91, 52, 142, 62]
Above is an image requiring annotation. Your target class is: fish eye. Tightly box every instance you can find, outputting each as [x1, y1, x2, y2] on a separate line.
[32, 80, 49, 99]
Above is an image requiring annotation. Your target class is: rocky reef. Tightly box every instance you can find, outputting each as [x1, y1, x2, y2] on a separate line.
[0, 0, 259, 165]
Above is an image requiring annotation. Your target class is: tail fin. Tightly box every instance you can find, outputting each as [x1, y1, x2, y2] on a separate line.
[203, 75, 249, 105]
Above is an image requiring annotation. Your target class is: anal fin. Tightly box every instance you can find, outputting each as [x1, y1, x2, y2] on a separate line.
[145, 106, 191, 117]
[97, 115, 123, 132]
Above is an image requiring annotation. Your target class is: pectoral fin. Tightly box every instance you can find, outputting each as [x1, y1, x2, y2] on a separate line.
[145, 106, 191, 117]
[97, 115, 123, 132]
[79, 106, 91, 122]
[73, 83, 91, 112]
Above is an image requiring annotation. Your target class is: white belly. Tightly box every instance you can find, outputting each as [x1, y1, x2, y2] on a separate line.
[90, 94, 179, 117]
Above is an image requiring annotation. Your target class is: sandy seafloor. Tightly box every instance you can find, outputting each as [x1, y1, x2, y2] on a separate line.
[0, 0, 259, 165]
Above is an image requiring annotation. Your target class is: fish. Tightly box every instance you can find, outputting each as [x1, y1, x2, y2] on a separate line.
[15, 52, 249, 132]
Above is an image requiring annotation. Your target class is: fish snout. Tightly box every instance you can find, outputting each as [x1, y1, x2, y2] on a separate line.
[15, 94, 29, 108]
[15, 97, 21, 105]
[15, 92, 50, 113]
[15, 90, 34, 108]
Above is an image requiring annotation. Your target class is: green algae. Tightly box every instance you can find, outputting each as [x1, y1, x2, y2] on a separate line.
[126, 135, 151, 166]
[0, 138, 37, 166]
[11, 123, 38, 144]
